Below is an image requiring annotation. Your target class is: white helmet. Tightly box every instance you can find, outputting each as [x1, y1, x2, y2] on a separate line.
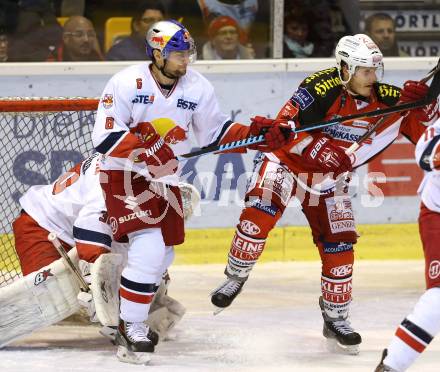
[146, 20, 196, 63]
[335, 34, 384, 84]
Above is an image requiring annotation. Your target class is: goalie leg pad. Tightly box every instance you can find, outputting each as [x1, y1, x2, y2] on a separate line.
[90, 253, 124, 326]
[0, 249, 81, 348]
[147, 279, 186, 341]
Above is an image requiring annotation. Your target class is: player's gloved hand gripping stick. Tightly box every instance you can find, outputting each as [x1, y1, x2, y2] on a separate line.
[179, 58, 440, 160]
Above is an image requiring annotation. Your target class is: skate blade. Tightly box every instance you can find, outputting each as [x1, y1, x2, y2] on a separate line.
[213, 306, 226, 316]
[325, 338, 360, 355]
[116, 346, 151, 365]
[99, 326, 117, 343]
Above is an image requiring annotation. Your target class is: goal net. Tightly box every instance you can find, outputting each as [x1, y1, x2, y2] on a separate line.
[0, 97, 99, 287]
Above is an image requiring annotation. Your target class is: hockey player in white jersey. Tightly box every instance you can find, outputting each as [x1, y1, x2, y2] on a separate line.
[0, 153, 189, 348]
[375, 115, 440, 371]
[91, 19, 292, 364]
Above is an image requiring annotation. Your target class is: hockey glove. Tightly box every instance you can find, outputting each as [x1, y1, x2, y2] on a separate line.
[138, 133, 178, 179]
[400, 80, 438, 123]
[248, 116, 295, 152]
[303, 136, 352, 176]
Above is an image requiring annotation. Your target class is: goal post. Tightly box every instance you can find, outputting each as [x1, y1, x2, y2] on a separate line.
[0, 97, 99, 287]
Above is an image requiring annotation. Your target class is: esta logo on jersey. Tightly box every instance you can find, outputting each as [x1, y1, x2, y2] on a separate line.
[177, 98, 198, 111]
[132, 94, 155, 104]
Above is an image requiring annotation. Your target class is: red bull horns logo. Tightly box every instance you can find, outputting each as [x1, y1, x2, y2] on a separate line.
[132, 119, 187, 145]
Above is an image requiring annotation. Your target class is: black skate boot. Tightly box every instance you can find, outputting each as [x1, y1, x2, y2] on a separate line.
[319, 296, 362, 355]
[115, 318, 155, 364]
[375, 349, 397, 372]
[211, 278, 245, 314]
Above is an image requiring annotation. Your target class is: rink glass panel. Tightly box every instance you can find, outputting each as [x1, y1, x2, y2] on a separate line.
[0, 106, 96, 286]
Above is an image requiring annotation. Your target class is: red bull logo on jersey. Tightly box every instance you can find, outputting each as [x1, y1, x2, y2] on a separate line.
[131, 119, 187, 145]
[151, 118, 187, 145]
[102, 94, 113, 109]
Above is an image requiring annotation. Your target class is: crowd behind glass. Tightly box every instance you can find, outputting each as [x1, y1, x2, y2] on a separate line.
[0, 0, 438, 63]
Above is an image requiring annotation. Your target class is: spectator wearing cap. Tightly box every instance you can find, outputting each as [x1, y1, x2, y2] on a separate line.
[0, 32, 8, 62]
[201, 16, 255, 60]
[48, 16, 103, 61]
[106, 0, 165, 61]
[283, 13, 314, 58]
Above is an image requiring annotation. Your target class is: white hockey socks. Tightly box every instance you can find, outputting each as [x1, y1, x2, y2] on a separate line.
[385, 287, 440, 371]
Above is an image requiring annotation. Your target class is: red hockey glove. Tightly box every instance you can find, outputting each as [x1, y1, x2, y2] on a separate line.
[138, 133, 178, 178]
[248, 116, 295, 152]
[400, 80, 438, 123]
[303, 136, 352, 176]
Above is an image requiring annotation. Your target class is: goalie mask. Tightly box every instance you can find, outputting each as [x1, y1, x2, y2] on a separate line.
[335, 34, 384, 84]
[146, 20, 197, 64]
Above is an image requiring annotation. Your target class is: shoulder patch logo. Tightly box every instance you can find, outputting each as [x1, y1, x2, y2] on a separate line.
[102, 94, 113, 109]
[291, 87, 314, 110]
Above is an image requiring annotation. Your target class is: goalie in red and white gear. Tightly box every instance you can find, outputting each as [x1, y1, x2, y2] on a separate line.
[0, 153, 194, 348]
[211, 34, 438, 355]
[375, 114, 440, 372]
[91, 19, 291, 365]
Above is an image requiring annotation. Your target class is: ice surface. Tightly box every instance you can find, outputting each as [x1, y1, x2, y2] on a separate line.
[1, 261, 438, 372]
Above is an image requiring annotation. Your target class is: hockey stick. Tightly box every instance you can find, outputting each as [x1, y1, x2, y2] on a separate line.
[48, 232, 90, 292]
[345, 59, 440, 155]
[179, 61, 440, 160]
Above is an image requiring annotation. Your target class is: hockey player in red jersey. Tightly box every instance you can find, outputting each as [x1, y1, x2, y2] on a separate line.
[375, 116, 440, 372]
[91, 19, 292, 364]
[211, 34, 439, 354]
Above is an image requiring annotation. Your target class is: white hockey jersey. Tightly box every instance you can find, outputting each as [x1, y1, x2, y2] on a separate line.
[91, 63, 230, 186]
[19, 153, 112, 250]
[415, 117, 440, 213]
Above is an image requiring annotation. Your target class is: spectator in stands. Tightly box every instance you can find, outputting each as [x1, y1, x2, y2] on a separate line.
[7, 0, 63, 61]
[201, 15, 255, 60]
[0, 31, 8, 62]
[283, 13, 314, 58]
[364, 13, 409, 57]
[106, 0, 165, 61]
[284, 0, 334, 57]
[197, 0, 258, 35]
[48, 16, 103, 61]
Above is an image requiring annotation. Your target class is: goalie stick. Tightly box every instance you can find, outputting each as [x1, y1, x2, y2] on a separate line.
[178, 58, 440, 160]
[48, 232, 90, 292]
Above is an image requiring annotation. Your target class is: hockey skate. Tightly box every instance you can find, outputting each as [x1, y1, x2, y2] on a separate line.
[100, 325, 159, 346]
[211, 278, 244, 315]
[115, 319, 155, 365]
[319, 297, 362, 355]
[375, 349, 398, 372]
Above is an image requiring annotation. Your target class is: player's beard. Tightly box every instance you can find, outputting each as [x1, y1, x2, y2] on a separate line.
[164, 65, 187, 79]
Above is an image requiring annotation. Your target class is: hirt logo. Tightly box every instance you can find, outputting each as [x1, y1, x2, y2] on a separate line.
[124, 196, 139, 210]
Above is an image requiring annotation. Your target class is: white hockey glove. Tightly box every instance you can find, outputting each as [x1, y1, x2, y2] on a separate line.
[178, 182, 201, 221]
